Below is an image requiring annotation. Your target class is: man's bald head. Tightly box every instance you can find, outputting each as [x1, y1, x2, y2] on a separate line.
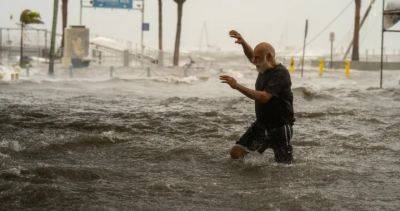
[253, 42, 277, 72]
[254, 42, 275, 58]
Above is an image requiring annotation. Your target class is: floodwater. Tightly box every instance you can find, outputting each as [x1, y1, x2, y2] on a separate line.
[0, 63, 400, 210]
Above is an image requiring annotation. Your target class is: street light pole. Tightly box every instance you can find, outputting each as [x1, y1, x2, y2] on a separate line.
[141, 0, 145, 54]
[301, 19, 309, 78]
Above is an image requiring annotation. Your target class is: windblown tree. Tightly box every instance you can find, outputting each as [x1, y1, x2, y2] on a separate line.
[158, 0, 163, 66]
[61, 0, 68, 49]
[351, 0, 361, 61]
[20, 9, 43, 67]
[173, 0, 186, 66]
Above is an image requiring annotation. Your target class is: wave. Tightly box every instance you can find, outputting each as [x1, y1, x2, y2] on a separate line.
[0, 166, 100, 182]
[0, 140, 24, 153]
[151, 75, 199, 84]
[294, 140, 322, 147]
[384, 122, 400, 132]
[366, 143, 400, 152]
[17, 132, 130, 155]
[293, 87, 335, 100]
[21, 110, 51, 119]
[0, 79, 43, 86]
[356, 117, 386, 124]
[27, 166, 101, 181]
[149, 147, 213, 163]
[341, 142, 363, 151]
[146, 181, 175, 192]
[159, 97, 223, 107]
[93, 75, 200, 84]
[295, 111, 326, 119]
[295, 108, 357, 119]
[0, 74, 201, 86]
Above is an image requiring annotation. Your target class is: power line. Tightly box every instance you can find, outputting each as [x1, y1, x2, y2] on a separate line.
[336, 25, 353, 51]
[305, 0, 353, 47]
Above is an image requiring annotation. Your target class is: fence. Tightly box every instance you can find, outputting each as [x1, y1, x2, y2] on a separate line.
[0, 27, 62, 64]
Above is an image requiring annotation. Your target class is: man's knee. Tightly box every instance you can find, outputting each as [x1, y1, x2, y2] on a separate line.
[230, 145, 248, 159]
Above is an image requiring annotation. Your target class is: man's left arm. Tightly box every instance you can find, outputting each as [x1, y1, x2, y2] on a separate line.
[220, 75, 272, 104]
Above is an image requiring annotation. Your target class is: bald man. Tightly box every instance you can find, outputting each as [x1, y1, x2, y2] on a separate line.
[219, 30, 295, 164]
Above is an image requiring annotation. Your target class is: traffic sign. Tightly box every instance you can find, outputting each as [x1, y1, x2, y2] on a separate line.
[92, 0, 134, 9]
[330, 32, 335, 42]
[142, 23, 149, 31]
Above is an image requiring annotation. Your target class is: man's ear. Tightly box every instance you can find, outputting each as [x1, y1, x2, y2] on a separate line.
[266, 53, 272, 62]
[266, 53, 276, 66]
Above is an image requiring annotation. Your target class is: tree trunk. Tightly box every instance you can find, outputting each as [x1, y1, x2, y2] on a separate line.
[173, 1, 184, 66]
[49, 0, 59, 76]
[352, 0, 361, 61]
[61, 0, 68, 48]
[20, 24, 24, 67]
[158, 0, 163, 66]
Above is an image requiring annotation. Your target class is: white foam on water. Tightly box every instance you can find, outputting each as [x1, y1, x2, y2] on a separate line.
[0, 139, 23, 152]
[151, 75, 199, 84]
[8, 141, 23, 152]
[243, 152, 269, 166]
[0, 65, 21, 81]
[220, 69, 244, 79]
[0, 152, 10, 158]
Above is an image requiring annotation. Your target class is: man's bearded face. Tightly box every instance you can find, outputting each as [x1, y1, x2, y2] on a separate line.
[253, 43, 276, 73]
[254, 53, 272, 73]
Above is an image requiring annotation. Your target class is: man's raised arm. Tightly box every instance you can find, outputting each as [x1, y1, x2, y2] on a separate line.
[229, 30, 255, 64]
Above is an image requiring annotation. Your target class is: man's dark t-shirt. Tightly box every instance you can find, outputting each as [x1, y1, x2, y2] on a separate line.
[255, 64, 295, 129]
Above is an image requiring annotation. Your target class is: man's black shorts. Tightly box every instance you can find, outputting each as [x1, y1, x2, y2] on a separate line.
[235, 121, 294, 164]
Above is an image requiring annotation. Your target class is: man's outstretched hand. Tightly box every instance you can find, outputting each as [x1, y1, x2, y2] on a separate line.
[220, 75, 238, 89]
[229, 30, 244, 45]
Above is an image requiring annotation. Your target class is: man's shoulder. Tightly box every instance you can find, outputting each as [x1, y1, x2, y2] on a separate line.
[270, 64, 289, 78]
[275, 64, 289, 74]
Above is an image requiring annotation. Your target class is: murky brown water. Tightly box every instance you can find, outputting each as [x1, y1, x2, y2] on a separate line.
[1, 67, 399, 210]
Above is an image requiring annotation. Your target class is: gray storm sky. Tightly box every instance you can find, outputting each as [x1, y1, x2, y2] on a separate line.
[1, 0, 399, 54]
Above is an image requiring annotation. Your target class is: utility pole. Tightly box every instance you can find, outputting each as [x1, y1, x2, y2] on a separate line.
[301, 19, 309, 78]
[352, 0, 361, 61]
[343, 0, 376, 60]
[49, 0, 59, 76]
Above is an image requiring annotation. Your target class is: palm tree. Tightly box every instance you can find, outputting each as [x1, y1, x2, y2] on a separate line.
[20, 9, 43, 67]
[61, 0, 68, 49]
[158, 0, 163, 66]
[49, 0, 59, 76]
[351, 0, 361, 61]
[173, 0, 186, 66]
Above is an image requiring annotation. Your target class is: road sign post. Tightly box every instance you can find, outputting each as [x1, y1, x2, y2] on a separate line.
[301, 19, 309, 78]
[329, 32, 335, 69]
